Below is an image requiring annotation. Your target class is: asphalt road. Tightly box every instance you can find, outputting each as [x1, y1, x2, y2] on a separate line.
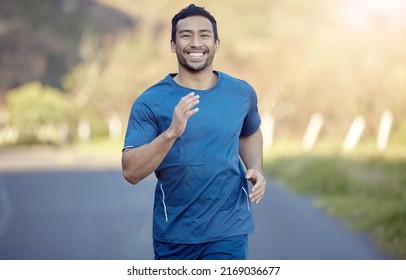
[0, 168, 392, 260]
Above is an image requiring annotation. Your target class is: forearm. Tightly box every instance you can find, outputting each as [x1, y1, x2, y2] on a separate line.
[239, 128, 264, 173]
[122, 93, 200, 185]
[239, 128, 266, 204]
[121, 130, 177, 184]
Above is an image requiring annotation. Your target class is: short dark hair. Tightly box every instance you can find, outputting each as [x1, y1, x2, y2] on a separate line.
[171, 4, 218, 42]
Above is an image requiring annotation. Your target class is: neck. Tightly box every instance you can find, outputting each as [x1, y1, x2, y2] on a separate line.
[173, 67, 217, 90]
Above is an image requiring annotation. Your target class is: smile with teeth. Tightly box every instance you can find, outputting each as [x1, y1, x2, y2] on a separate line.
[189, 52, 204, 57]
[186, 51, 206, 61]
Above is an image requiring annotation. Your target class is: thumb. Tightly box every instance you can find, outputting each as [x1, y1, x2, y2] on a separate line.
[245, 169, 254, 179]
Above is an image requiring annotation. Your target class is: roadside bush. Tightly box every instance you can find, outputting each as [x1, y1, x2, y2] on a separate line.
[6, 81, 76, 144]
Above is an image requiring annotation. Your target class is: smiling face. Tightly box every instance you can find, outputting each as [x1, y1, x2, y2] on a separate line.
[171, 16, 220, 73]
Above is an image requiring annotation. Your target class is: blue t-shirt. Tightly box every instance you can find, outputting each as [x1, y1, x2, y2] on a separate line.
[123, 71, 261, 243]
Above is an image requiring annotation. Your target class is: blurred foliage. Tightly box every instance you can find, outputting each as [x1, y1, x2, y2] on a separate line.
[63, 0, 406, 141]
[62, 31, 168, 121]
[1, 0, 406, 144]
[0, 0, 134, 95]
[264, 143, 406, 259]
[6, 82, 76, 143]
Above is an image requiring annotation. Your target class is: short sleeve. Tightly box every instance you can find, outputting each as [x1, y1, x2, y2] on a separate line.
[123, 100, 158, 150]
[240, 85, 261, 137]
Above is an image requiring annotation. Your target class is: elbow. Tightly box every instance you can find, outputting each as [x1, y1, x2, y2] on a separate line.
[121, 148, 151, 185]
[121, 149, 142, 185]
[122, 168, 141, 185]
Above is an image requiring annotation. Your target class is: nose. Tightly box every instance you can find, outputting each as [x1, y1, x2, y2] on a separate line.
[190, 35, 202, 47]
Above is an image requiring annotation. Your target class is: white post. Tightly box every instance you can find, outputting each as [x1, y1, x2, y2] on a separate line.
[343, 115, 366, 152]
[302, 113, 324, 151]
[58, 122, 70, 143]
[78, 119, 91, 141]
[108, 115, 123, 140]
[377, 110, 393, 152]
[0, 126, 19, 145]
[261, 112, 274, 152]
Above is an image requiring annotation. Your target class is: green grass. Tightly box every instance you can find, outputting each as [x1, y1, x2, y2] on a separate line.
[264, 140, 406, 259]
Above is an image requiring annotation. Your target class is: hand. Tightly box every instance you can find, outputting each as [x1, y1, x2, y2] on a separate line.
[246, 169, 266, 204]
[167, 92, 200, 138]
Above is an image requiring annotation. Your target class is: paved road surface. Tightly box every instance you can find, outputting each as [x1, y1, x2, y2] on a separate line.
[0, 167, 392, 260]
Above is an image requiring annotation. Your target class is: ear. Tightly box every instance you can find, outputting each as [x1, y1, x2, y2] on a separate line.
[215, 39, 220, 53]
[170, 40, 176, 53]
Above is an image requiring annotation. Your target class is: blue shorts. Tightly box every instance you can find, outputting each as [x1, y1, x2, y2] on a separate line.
[153, 235, 248, 260]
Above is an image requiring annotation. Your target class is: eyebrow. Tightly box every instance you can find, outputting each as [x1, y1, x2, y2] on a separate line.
[178, 29, 213, 34]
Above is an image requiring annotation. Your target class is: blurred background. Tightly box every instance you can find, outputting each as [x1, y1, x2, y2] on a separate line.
[0, 0, 405, 259]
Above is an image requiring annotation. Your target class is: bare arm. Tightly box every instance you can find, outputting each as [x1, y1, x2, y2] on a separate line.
[239, 127, 266, 204]
[122, 92, 200, 184]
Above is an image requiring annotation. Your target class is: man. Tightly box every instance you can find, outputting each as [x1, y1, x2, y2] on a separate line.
[122, 4, 266, 260]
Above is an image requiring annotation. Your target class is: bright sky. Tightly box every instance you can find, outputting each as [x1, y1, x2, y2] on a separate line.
[342, 0, 406, 29]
